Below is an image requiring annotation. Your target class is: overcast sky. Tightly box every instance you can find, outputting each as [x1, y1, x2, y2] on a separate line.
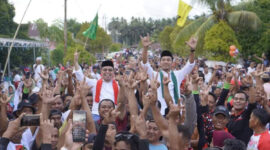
[9, 0, 211, 27]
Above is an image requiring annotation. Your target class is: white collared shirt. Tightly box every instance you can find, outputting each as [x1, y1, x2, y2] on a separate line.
[74, 67, 116, 115]
[141, 61, 195, 115]
[7, 127, 39, 150]
[91, 72, 101, 80]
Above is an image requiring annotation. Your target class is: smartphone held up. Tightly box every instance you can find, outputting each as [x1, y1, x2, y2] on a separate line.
[21, 114, 40, 126]
[72, 110, 87, 142]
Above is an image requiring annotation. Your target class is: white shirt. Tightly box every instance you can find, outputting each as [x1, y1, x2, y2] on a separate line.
[142, 61, 195, 115]
[263, 83, 270, 100]
[62, 110, 71, 122]
[13, 74, 21, 82]
[247, 131, 270, 150]
[91, 72, 101, 80]
[204, 72, 212, 84]
[74, 67, 117, 115]
[247, 67, 255, 75]
[33, 64, 45, 81]
[7, 128, 38, 150]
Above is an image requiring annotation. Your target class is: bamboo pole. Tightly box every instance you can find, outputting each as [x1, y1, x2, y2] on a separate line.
[1, 0, 33, 80]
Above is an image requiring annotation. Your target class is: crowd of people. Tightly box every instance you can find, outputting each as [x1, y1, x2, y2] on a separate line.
[0, 35, 270, 150]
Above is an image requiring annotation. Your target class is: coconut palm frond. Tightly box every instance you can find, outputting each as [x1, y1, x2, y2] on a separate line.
[173, 17, 206, 48]
[232, 0, 254, 11]
[227, 11, 261, 31]
[194, 15, 217, 53]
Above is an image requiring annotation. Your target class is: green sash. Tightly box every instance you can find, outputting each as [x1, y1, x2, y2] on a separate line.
[160, 71, 179, 104]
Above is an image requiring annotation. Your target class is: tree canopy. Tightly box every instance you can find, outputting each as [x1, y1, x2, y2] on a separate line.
[76, 22, 112, 53]
[204, 21, 241, 62]
[64, 44, 96, 65]
[108, 17, 176, 46]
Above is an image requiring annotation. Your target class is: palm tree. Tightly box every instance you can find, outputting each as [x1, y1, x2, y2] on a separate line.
[173, 0, 261, 55]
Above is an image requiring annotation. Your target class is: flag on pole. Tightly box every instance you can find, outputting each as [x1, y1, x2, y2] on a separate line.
[83, 14, 98, 40]
[177, 0, 192, 27]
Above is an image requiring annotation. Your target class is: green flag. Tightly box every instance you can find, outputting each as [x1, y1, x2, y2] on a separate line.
[83, 14, 98, 40]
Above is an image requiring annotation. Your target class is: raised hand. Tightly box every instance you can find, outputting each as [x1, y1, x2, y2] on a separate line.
[140, 33, 152, 48]
[39, 88, 60, 104]
[115, 74, 125, 87]
[191, 73, 201, 85]
[241, 74, 253, 87]
[225, 72, 233, 83]
[200, 85, 211, 106]
[40, 114, 55, 143]
[182, 76, 193, 96]
[83, 68, 92, 79]
[57, 70, 64, 79]
[185, 37, 198, 50]
[126, 72, 139, 89]
[65, 67, 73, 77]
[3, 113, 26, 139]
[248, 86, 257, 104]
[0, 91, 12, 105]
[150, 73, 160, 91]
[102, 107, 121, 125]
[142, 93, 151, 108]
[252, 64, 264, 77]
[72, 85, 82, 107]
[167, 102, 181, 120]
[39, 68, 49, 80]
[78, 78, 92, 98]
[74, 51, 80, 64]
[136, 64, 148, 82]
[163, 74, 171, 86]
[134, 114, 147, 138]
[261, 91, 269, 108]
[64, 119, 89, 150]
[147, 88, 157, 106]
[61, 75, 69, 87]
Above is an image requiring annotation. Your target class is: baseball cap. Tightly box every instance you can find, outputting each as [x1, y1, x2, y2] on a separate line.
[29, 93, 39, 105]
[214, 106, 229, 118]
[13, 99, 36, 117]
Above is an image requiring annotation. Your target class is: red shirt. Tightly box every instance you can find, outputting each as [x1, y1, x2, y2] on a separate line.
[247, 130, 270, 150]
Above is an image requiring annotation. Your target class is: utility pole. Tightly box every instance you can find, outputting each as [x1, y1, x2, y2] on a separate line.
[64, 0, 68, 56]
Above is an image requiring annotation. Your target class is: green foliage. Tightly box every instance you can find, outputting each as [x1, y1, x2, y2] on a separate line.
[64, 44, 96, 65]
[233, 0, 270, 59]
[76, 23, 112, 53]
[51, 44, 64, 66]
[234, 26, 263, 58]
[171, 17, 213, 56]
[252, 29, 270, 56]
[108, 17, 176, 46]
[0, 0, 15, 35]
[204, 21, 241, 62]
[67, 19, 81, 37]
[158, 26, 173, 50]
[173, 0, 261, 59]
[110, 43, 122, 52]
[227, 11, 261, 31]
[41, 48, 50, 66]
[34, 18, 75, 46]
[34, 19, 49, 39]
[0, 47, 43, 69]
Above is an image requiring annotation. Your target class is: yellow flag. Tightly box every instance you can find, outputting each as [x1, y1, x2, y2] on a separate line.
[177, 0, 192, 27]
